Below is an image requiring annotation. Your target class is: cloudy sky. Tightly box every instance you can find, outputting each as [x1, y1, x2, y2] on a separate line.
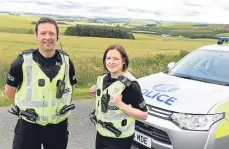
[0, 0, 229, 24]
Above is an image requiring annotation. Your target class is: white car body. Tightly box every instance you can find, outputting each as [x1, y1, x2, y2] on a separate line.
[133, 39, 229, 149]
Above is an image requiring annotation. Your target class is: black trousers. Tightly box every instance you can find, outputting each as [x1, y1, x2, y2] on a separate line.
[96, 132, 134, 149]
[12, 118, 69, 149]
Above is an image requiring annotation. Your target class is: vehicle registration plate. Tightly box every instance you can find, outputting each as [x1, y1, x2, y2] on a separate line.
[134, 131, 151, 148]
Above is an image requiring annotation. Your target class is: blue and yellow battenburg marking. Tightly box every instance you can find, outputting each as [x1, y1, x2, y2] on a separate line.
[214, 101, 229, 139]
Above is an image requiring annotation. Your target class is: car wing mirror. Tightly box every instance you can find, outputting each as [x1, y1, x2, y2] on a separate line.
[167, 62, 176, 70]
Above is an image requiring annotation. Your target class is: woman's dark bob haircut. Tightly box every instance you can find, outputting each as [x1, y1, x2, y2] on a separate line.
[103, 44, 129, 71]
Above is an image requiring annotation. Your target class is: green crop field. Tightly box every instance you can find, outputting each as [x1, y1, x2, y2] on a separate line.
[0, 14, 218, 106]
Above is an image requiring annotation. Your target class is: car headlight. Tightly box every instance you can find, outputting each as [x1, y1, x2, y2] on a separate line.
[170, 113, 225, 131]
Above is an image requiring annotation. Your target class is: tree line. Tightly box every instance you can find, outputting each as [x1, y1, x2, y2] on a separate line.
[132, 25, 229, 39]
[64, 24, 135, 39]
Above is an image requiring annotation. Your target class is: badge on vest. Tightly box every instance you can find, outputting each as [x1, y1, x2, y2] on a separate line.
[38, 79, 45, 87]
[108, 105, 119, 110]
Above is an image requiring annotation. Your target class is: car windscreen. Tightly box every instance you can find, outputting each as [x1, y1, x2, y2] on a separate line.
[168, 49, 229, 86]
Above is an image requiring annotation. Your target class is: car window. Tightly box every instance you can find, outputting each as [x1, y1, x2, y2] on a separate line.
[210, 56, 229, 79]
[168, 49, 229, 85]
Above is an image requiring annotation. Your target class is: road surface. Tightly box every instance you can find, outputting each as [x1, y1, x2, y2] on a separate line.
[0, 99, 138, 149]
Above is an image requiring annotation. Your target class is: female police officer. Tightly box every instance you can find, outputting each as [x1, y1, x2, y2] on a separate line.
[89, 44, 148, 149]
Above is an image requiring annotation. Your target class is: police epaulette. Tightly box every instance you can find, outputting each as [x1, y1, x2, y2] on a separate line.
[56, 49, 69, 56]
[19, 49, 35, 55]
[118, 76, 132, 87]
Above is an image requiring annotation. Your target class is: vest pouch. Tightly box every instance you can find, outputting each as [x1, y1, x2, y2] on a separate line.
[20, 108, 38, 122]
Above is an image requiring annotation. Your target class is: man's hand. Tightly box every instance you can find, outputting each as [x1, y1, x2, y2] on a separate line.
[4, 84, 16, 100]
[89, 84, 96, 97]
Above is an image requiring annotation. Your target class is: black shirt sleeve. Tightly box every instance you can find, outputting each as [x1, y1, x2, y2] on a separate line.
[69, 58, 77, 86]
[6, 55, 23, 87]
[122, 81, 148, 112]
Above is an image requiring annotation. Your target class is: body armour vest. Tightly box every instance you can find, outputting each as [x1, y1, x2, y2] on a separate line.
[95, 71, 136, 138]
[14, 50, 72, 126]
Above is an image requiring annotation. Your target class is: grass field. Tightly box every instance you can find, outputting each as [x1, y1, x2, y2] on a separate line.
[0, 14, 218, 106]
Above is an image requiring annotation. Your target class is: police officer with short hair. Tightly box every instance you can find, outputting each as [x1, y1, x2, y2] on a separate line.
[4, 17, 77, 149]
[89, 44, 148, 149]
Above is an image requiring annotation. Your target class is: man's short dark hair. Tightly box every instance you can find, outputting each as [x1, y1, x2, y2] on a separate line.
[35, 17, 59, 35]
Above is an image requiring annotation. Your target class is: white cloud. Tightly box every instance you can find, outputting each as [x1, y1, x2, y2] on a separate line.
[0, 0, 229, 24]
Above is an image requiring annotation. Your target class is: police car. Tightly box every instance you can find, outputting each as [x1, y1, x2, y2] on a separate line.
[133, 37, 229, 149]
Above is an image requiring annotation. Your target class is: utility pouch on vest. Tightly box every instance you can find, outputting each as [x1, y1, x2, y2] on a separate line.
[56, 80, 65, 98]
[20, 109, 38, 122]
[9, 105, 38, 122]
[89, 109, 122, 137]
[101, 90, 110, 113]
[97, 120, 122, 137]
[57, 104, 75, 116]
[8, 105, 20, 116]
[89, 110, 97, 125]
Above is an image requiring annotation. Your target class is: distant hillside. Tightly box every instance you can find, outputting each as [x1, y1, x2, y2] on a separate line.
[132, 22, 229, 39]
[1, 13, 229, 38]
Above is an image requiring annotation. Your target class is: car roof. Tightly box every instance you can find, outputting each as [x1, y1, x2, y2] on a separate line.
[197, 37, 229, 52]
[198, 44, 229, 52]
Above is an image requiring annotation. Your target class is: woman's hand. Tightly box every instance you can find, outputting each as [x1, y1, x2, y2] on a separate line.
[110, 93, 148, 120]
[110, 93, 123, 108]
[89, 85, 96, 97]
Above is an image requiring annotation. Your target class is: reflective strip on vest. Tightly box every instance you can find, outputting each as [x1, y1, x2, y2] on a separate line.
[51, 99, 68, 106]
[96, 71, 136, 138]
[28, 112, 70, 123]
[61, 53, 70, 104]
[37, 116, 49, 122]
[101, 111, 129, 121]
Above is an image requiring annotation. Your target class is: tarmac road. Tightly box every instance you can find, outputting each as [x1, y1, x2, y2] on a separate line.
[0, 99, 138, 149]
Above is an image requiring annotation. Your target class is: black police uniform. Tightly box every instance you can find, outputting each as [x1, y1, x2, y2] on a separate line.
[95, 73, 148, 149]
[6, 49, 77, 149]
